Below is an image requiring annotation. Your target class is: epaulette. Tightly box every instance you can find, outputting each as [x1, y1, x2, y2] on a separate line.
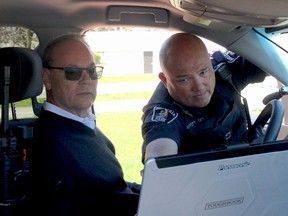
[211, 50, 239, 68]
[211, 50, 240, 82]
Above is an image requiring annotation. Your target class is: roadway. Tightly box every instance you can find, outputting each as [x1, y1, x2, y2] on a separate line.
[5, 81, 159, 118]
[2, 78, 278, 118]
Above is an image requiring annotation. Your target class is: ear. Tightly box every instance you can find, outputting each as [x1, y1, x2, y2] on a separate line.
[158, 72, 166, 82]
[42, 68, 52, 90]
[158, 72, 167, 87]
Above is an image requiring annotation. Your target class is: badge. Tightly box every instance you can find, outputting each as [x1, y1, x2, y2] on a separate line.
[151, 106, 178, 123]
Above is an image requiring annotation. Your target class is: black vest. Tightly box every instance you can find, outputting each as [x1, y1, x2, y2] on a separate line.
[174, 78, 248, 153]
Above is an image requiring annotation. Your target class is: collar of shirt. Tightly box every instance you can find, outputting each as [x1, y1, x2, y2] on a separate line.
[43, 102, 96, 129]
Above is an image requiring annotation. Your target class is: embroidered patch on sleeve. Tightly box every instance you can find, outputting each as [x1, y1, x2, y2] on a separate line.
[151, 106, 178, 123]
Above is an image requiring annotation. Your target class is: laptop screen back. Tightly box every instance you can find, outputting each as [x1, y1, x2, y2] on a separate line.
[137, 140, 288, 216]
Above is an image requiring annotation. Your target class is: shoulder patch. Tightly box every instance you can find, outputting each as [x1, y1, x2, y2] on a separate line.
[151, 106, 178, 123]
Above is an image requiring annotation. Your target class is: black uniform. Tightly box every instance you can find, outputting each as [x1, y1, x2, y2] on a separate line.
[141, 51, 267, 163]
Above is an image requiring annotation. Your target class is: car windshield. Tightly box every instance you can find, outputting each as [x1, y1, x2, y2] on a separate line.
[258, 27, 288, 51]
[84, 27, 225, 76]
[272, 33, 288, 51]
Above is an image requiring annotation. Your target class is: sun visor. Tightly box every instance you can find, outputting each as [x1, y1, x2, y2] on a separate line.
[170, 0, 288, 28]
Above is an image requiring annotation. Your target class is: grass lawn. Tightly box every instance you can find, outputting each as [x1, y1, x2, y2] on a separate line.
[96, 111, 144, 184]
[95, 75, 157, 184]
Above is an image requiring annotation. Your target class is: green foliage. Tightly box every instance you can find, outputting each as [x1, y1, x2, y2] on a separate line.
[0, 27, 39, 49]
[93, 51, 101, 64]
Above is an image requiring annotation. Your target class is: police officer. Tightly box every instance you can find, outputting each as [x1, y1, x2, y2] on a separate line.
[141, 33, 267, 163]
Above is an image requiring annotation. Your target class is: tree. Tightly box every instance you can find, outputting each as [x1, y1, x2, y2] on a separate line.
[0, 27, 38, 49]
[93, 52, 102, 64]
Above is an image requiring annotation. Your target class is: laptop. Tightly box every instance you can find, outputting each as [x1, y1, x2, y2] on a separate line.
[137, 140, 288, 216]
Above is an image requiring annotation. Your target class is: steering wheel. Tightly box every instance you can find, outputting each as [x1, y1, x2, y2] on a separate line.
[250, 99, 284, 143]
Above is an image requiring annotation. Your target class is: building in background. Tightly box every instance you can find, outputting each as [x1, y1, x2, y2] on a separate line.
[85, 30, 224, 76]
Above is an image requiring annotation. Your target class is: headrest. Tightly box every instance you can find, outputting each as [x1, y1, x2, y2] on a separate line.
[0, 47, 43, 103]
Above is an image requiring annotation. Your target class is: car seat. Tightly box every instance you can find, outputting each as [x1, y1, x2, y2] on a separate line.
[0, 47, 43, 216]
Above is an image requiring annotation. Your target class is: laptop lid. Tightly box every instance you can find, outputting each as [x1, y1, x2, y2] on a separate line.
[137, 140, 288, 216]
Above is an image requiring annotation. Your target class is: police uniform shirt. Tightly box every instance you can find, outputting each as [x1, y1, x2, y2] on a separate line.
[141, 53, 268, 162]
[141, 79, 248, 159]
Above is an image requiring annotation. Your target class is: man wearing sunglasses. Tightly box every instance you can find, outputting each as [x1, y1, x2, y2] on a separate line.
[30, 34, 139, 216]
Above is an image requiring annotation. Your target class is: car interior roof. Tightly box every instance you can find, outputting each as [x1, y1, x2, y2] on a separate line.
[1, 0, 287, 39]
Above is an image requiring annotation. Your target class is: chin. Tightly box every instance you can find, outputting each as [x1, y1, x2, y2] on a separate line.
[192, 99, 210, 107]
[187, 96, 210, 108]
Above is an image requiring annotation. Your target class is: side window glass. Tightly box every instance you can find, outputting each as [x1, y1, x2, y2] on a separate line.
[0, 27, 39, 49]
[0, 27, 41, 119]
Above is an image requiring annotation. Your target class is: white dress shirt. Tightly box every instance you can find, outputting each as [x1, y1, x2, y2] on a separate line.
[43, 102, 96, 129]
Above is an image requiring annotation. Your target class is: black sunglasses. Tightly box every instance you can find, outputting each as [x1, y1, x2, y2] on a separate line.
[45, 66, 103, 80]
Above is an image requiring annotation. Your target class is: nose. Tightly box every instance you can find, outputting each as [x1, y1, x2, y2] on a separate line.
[190, 77, 202, 92]
[81, 69, 92, 81]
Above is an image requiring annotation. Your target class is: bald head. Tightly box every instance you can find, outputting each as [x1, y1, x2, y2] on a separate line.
[158, 33, 215, 108]
[159, 33, 210, 74]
